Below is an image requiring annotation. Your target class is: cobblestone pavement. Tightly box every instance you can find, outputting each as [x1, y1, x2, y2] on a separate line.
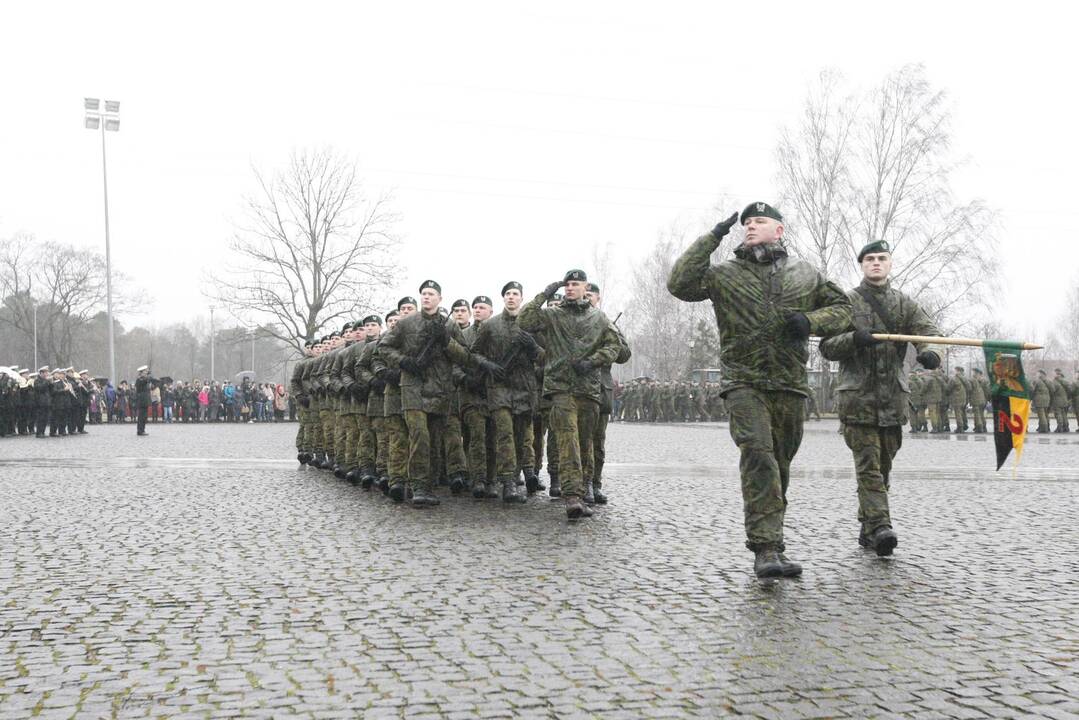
[1, 421, 1076, 719]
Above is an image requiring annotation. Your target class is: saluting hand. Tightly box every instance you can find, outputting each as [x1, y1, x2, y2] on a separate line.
[712, 212, 740, 240]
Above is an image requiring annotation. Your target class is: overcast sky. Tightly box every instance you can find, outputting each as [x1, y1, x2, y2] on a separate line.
[1, 1, 1075, 342]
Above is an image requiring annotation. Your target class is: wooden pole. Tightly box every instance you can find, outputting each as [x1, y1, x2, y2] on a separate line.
[869, 334, 1043, 350]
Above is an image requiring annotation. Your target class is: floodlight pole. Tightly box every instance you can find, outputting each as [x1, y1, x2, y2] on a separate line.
[100, 120, 116, 387]
[209, 306, 216, 382]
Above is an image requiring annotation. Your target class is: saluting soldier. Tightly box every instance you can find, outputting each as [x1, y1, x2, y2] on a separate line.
[373, 304, 411, 501]
[949, 367, 971, 433]
[134, 365, 159, 436]
[820, 240, 942, 556]
[519, 269, 623, 520]
[667, 202, 852, 578]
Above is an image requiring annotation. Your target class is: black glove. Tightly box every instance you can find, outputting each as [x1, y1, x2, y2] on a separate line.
[711, 211, 740, 240]
[400, 357, 422, 375]
[466, 373, 487, 393]
[514, 332, 540, 359]
[477, 358, 505, 381]
[370, 378, 385, 392]
[783, 312, 811, 341]
[853, 329, 881, 348]
[916, 351, 941, 370]
[572, 359, 594, 375]
[383, 369, 401, 385]
[542, 280, 565, 299]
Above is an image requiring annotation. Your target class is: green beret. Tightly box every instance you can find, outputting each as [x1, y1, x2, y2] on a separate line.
[384, 310, 399, 322]
[472, 295, 493, 307]
[501, 281, 523, 296]
[857, 240, 891, 262]
[563, 269, 587, 282]
[419, 279, 441, 294]
[739, 201, 783, 225]
[451, 298, 469, 310]
[362, 314, 382, 326]
[397, 296, 417, 309]
[587, 282, 600, 294]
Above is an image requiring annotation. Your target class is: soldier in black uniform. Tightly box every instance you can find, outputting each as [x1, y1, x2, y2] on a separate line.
[134, 365, 159, 436]
[32, 366, 51, 437]
[50, 368, 70, 436]
[17, 369, 33, 435]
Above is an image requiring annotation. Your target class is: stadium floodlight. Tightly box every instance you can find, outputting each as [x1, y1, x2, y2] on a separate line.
[84, 115, 100, 130]
[104, 100, 120, 113]
[104, 118, 120, 132]
[84, 97, 100, 111]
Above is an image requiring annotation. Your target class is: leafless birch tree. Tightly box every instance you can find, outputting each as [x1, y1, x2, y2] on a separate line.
[207, 149, 401, 355]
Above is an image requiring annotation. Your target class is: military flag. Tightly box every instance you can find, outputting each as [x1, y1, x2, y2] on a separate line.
[983, 342, 1032, 471]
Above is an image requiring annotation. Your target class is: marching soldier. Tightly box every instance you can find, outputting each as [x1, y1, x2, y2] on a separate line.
[970, 367, 989, 434]
[377, 281, 498, 507]
[519, 270, 623, 519]
[949, 367, 971, 433]
[470, 281, 543, 502]
[667, 202, 852, 578]
[1050, 368, 1071, 433]
[1032, 369, 1051, 433]
[32, 366, 51, 438]
[291, 340, 317, 465]
[585, 282, 631, 504]
[820, 239, 941, 556]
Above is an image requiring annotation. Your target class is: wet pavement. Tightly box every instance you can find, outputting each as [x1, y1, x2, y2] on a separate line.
[1, 420, 1076, 718]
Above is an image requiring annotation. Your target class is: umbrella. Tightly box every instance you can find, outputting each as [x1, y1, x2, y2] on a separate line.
[160, 376, 174, 385]
[236, 370, 256, 382]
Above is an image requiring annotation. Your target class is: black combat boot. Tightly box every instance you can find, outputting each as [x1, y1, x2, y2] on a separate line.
[753, 549, 784, 578]
[483, 479, 500, 499]
[412, 490, 441, 507]
[449, 472, 467, 496]
[297, 452, 310, 465]
[524, 469, 540, 495]
[870, 526, 898, 557]
[344, 468, 361, 485]
[548, 470, 561, 499]
[388, 483, 407, 503]
[334, 465, 347, 479]
[319, 454, 334, 470]
[501, 477, 525, 504]
[360, 469, 377, 490]
[776, 552, 803, 577]
[471, 477, 486, 499]
[564, 495, 593, 519]
[378, 476, 390, 494]
[593, 484, 608, 505]
[583, 481, 596, 505]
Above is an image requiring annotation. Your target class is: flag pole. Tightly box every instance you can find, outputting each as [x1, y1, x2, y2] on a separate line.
[868, 334, 1043, 350]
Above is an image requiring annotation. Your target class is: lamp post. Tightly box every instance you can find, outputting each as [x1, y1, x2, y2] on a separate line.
[32, 301, 38, 370]
[84, 98, 120, 385]
[209, 305, 216, 382]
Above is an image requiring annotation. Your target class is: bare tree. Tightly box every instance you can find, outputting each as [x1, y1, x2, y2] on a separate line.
[0, 233, 137, 367]
[208, 148, 402, 355]
[776, 65, 999, 332]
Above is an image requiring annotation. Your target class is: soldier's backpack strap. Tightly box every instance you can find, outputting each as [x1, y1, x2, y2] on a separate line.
[853, 286, 908, 358]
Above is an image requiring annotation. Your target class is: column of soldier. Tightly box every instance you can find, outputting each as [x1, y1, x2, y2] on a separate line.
[907, 366, 1079, 434]
[0, 366, 94, 439]
[614, 380, 729, 423]
[290, 274, 630, 519]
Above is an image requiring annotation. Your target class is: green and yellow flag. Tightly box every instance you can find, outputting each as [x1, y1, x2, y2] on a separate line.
[983, 342, 1032, 471]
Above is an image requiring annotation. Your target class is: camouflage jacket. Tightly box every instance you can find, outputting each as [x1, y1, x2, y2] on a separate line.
[908, 374, 924, 405]
[337, 339, 371, 415]
[947, 375, 970, 405]
[289, 356, 310, 401]
[1049, 377, 1070, 408]
[1031, 378, 1051, 408]
[969, 376, 989, 406]
[471, 310, 541, 414]
[377, 310, 474, 415]
[357, 339, 384, 417]
[819, 279, 940, 427]
[667, 233, 852, 397]
[518, 294, 622, 402]
[598, 325, 631, 414]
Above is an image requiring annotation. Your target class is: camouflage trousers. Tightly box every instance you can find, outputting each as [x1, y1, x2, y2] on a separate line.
[355, 414, 376, 472]
[404, 410, 447, 493]
[971, 402, 987, 433]
[295, 403, 309, 451]
[592, 412, 609, 487]
[442, 413, 468, 478]
[937, 403, 951, 431]
[462, 407, 495, 484]
[304, 400, 324, 451]
[1053, 406, 1070, 432]
[548, 393, 598, 498]
[369, 416, 387, 476]
[337, 413, 361, 469]
[491, 407, 534, 480]
[951, 403, 968, 431]
[320, 406, 336, 457]
[724, 388, 805, 552]
[532, 410, 545, 471]
[383, 413, 409, 487]
[911, 403, 927, 431]
[1034, 406, 1050, 432]
[842, 424, 902, 533]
